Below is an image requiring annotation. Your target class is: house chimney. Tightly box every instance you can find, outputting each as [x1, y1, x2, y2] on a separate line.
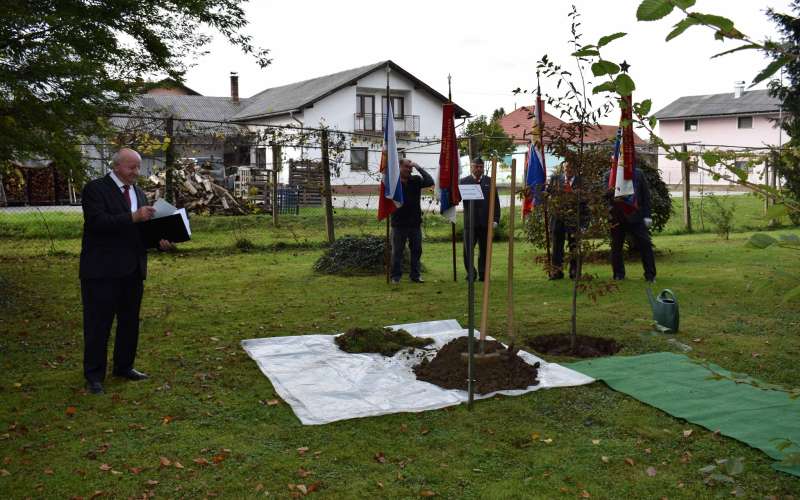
[734, 80, 745, 99]
[230, 72, 239, 103]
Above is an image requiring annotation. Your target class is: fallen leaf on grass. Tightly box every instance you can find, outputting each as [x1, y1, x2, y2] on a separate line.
[254, 483, 264, 492]
[296, 447, 309, 456]
[211, 454, 226, 464]
[128, 467, 143, 475]
[99, 464, 112, 471]
[646, 466, 657, 477]
[162, 416, 174, 425]
[66, 406, 77, 416]
[43, 468, 54, 475]
[751, 352, 761, 358]
[692, 338, 703, 343]
[266, 399, 280, 406]
[174, 461, 184, 469]
[420, 427, 430, 435]
[146, 480, 158, 486]
[420, 490, 436, 497]
[682, 429, 693, 437]
[625, 458, 635, 466]
[159, 457, 171, 467]
[89, 491, 105, 499]
[680, 451, 692, 463]
[374, 452, 386, 464]
[591, 439, 600, 445]
[541, 438, 553, 444]
[580, 491, 591, 498]
[192, 458, 209, 466]
[307, 482, 321, 493]
[376, 481, 384, 489]
[530, 432, 541, 441]
[600, 456, 610, 463]
[0, 468, 10, 476]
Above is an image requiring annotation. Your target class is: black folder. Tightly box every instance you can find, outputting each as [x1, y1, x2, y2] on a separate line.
[139, 213, 191, 248]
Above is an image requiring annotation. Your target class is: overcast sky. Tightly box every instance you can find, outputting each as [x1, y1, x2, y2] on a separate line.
[183, 0, 789, 126]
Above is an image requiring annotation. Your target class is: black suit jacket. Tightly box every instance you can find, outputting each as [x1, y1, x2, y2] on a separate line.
[606, 167, 652, 224]
[460, 174, 501, 228]
[79, 174, 148, 280]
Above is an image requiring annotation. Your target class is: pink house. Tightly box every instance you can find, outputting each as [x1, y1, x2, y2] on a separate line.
[654, 84, 782, 187]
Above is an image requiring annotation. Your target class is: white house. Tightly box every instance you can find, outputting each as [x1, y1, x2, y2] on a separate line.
[653, 83, 782, 187]
[125, 60, 469, 193]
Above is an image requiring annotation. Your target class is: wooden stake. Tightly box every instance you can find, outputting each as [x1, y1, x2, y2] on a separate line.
[479, 158, 498, 346]
[681, 143, 692, 232]
[507, 160, 516, 344]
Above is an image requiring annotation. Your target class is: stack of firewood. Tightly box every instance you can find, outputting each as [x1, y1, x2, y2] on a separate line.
[143, 160, 248, 215]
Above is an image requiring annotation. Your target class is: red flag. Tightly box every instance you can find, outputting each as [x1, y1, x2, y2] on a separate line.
[438, 103, 461, 222]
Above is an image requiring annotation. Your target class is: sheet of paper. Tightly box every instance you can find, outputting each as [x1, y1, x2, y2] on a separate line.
[153, 198, 178, 219]
[458, 184, 484, 200]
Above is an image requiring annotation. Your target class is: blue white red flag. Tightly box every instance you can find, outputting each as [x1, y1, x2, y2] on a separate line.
[438, 102, 461, 223]
[523, 94, 547, 216]
[609, 126, 638, 214]
[378, 101, 404, 221]
[609, 95, 635, 199]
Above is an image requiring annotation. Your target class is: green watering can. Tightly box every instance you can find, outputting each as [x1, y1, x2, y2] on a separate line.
[646, 288, 679, 333]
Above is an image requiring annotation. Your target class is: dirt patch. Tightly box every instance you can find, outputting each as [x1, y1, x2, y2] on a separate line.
[335, 327, 433, 356]
[527, 334, 620, 358]
[413, 337, 539, 394]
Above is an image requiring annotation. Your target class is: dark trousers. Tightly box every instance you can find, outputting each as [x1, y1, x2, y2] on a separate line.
[391, 226, 422, 280]
[552, 220, 577, 278]
[610, 218, 656, 281]
[81, 274, 144, 382]
[463, 225, 488, 281]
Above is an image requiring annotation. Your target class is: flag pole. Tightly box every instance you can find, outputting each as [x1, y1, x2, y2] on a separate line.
[448, 73, 457, 282]
[384, 64, 391, 284]
[537, 70, 552, 273]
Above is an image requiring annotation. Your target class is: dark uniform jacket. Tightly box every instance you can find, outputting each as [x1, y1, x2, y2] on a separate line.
[459, 174, 501, 228]
[79, 174, 148, 280]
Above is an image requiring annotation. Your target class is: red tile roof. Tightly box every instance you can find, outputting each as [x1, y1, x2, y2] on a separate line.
[497, 106, 647, 145]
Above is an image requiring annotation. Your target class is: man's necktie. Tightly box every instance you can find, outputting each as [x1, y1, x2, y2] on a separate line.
[123, 185, 132, 210]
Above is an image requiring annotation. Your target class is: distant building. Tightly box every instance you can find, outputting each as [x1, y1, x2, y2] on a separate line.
[654, 83, 782, 186]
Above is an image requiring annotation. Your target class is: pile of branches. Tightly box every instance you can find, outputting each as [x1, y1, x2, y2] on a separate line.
[142, 160, 247, 215]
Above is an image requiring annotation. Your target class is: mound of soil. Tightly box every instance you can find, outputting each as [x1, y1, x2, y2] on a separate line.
[313, 235, 424, 276]
[527, 334, 620, 358]
[414, 337, 539, 394]
[335, 327, 433, 356]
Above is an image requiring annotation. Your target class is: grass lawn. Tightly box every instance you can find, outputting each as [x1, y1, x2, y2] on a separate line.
[1, 199, 799, 498]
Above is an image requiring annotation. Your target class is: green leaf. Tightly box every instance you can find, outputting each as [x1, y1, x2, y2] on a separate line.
[726, 457, 744, 476]
[615, 74, 636, 96]
[636, 99, 652, 116]
[698, 465, 716, 474]
[671, 0, 696, 8]
[701, 151, 720, 166]
[598, 32, 627, 48]
[691, 13, 734, 32]
[711, 43, 760, 59]
[591, 81, 617, 95]
[666, 18, 699, 41]
[591, 60, 621, 77]
[649, 116, 657, 128]
[747, 233, 778, 249]
[637, 0, 674, 21]
[572, 48, 600, 57]
[752, 56, 790, 86]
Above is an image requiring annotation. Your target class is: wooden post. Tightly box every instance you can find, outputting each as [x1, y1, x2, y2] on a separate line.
[681, 143, 692, 232]
[271, 143, 281, 226]
[764, 159, 771, 215]
[507, 159, 516, 344]
[479, 157, 498, 347]
[320, 130, 335, 243]
[165, 116, 175, 203]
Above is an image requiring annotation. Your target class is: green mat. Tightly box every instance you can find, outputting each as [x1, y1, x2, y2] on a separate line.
[568, 352, 800, 477]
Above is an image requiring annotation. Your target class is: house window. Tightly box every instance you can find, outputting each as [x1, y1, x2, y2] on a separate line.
[684, 119, 698, 132]
[737, 116, 753, 129]
[734, 160, 752, 174]
[356, 94, 375, 130]
[382, 96, 405, 118]
[255, 147, 267, 168]
[351, 147, 368, 171]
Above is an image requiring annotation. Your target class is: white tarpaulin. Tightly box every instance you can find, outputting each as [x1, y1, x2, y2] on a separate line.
[241, 319, 594, 425]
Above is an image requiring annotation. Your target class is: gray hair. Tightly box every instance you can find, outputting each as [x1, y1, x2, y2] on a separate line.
[111, 148, 142, 167]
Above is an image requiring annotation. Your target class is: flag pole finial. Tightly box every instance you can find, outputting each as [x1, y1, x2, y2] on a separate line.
[536, 70, 541, 97]
[620, 60, 631, 73]
[447, 74, 452, 102]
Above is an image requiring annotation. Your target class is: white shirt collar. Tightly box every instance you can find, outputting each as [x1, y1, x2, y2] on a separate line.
[109, 171, 128, 190]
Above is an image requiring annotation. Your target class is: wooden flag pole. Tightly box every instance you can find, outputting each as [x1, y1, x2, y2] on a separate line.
[479, 157, 498, 350]
[507, 160, 516, 344]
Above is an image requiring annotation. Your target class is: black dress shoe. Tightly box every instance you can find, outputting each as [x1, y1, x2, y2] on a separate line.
[613, 275, 625, 281]
[549, 273, 564, 280]
[86, 381, 104, 394]
[410, 277, 425, 283]
[113, 368, 149, 381]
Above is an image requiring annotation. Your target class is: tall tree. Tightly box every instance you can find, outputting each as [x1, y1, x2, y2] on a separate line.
[462, 114, 515, 159]
[0, 0, 270, 178]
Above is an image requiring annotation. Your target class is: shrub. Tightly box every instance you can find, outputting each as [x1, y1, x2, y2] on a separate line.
[705, 194, 736, 240]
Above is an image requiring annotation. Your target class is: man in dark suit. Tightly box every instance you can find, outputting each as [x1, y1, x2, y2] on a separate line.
[608, 167, 656, 282]
[390, 159, 434, 283]
[548, 161, 588, 280]
[460, 157, 500, 281]
[80, 148, 173, 394]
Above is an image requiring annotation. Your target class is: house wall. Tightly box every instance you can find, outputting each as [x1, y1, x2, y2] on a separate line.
[657, 113, 781, 186]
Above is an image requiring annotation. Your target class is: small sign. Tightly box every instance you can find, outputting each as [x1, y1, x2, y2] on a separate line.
[459, 184, 484, 200]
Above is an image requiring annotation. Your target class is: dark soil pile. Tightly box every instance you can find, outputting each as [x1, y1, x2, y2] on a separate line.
[313, 235, 423, 276]
[528, 334, 620, 358]
[335, 327, 433, 356]
[414, 337, 539, 394]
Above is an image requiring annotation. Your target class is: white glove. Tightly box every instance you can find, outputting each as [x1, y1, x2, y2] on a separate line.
[643, 217, 653, 228]
[492, 221, 498, 229]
